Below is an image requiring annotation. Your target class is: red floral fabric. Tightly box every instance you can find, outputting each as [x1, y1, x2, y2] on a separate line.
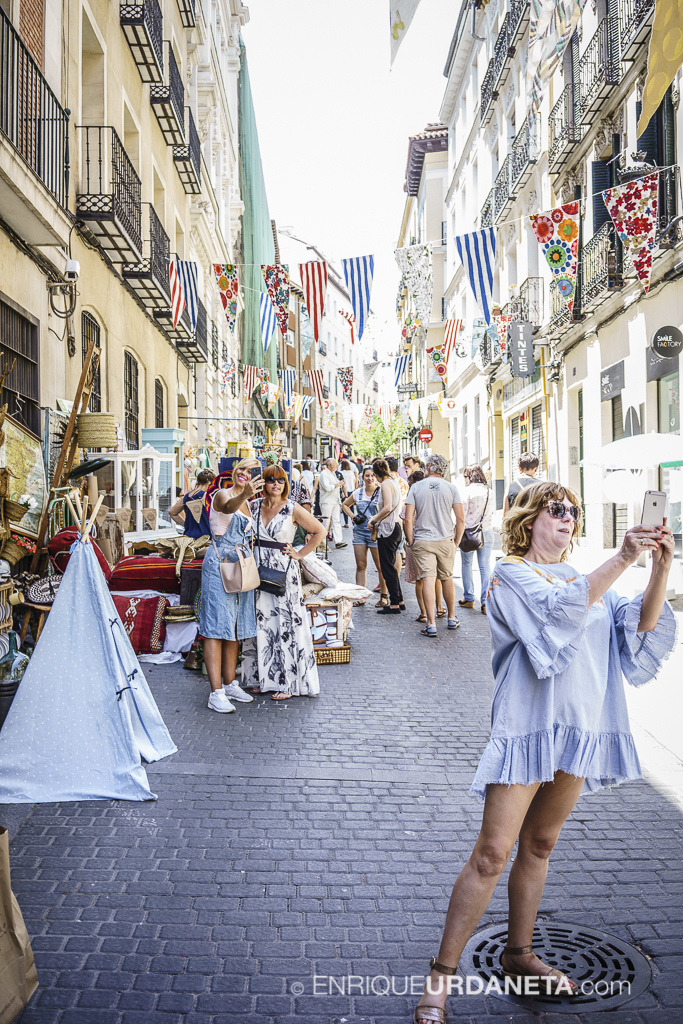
[213, 265, 239, 335]
[529, 201, 580, 310]
[261, 265, 290, 335]
[603, 173, 659, 292]
[112, 595, 169, 654]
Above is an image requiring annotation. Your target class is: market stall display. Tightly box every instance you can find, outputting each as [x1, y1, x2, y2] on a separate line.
[84, 446, 177, 542]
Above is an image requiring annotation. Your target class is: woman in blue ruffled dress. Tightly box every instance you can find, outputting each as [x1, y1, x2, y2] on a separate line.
[414, 481, 676, 1024]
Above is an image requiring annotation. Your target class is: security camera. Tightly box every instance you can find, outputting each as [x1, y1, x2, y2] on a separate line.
[65, 260, 80, 281]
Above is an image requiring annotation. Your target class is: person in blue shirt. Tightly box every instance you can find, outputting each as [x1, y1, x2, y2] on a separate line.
[168, 469, 214, 538]
[414, 480, 676, 1024]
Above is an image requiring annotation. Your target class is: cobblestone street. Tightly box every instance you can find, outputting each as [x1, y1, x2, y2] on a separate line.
[6, 544, 683, 1023]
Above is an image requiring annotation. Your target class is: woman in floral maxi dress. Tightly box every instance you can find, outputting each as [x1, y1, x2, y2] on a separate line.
[241, 464, 326, 699]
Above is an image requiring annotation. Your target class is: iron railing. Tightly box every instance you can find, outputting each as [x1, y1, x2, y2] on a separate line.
[549, 278, 573, 330]
[618, 0, 655, 55]
[173, 107, 201, 191]
[519, 276, 543, 326]
[211, 321, 219, 368]
[196, 298, 207, 351]
[0, 8, 69, 207]
[510, 116, 539, 185]
[480, 187, 494, 228]
[119, 0, 163, 80]
[548, 83, 582, 168]
[77, 126, 142, 254]
[493, 156, 513, 221]
[175, 0, 196, 29]
[581, 221, 617, 307]
[150, 42, 184, 139]
[480, 59, 496, 123]
[147, 203, 169, 292]
[579, 19, 620, 119]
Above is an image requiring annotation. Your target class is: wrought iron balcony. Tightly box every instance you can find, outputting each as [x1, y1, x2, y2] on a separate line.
[548, 278, 573, 333]
[150, 42, 185, 145]
[619, 0, 655, 61]
[120, 0, 163, 84]
[493, 156, 515, 223]
[175, 0, 196, 29]
[176, 298, 208, 363]
[480, 187, 494, 228]
[548, 84, 582, 172]
[0, 8, 70, 209]
[509, 116, 539, 191]
[581, 221, 622, 310]
[173, 108, 201, 194]
[519, 276, 543, 326]
[122, 204, 170, 308]
[579, 19, 621, 123]
[491, 0, 530, 95]
[318, 340, 327, 356]
[153, 302, 191, 340]
[211, 321, 219, 369]
[480, 59, 497, 125]
[76, 126, 142, 262]
[480, 330, 502, 370]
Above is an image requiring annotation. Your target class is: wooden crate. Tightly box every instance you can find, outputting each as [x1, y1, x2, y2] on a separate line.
[314, 644, 350, 665]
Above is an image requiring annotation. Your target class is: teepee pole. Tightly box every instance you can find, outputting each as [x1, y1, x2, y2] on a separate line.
[82, 496, 104, 541]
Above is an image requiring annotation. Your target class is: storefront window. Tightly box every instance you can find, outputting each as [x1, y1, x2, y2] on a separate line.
[658, 370, 681, 540]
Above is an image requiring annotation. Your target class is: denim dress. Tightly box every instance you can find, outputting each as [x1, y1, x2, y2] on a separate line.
[351, 486, 380, 548]
[199, 502, 257, 641]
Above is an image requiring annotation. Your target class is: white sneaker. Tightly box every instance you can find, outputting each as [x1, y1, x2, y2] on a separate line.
[207, 690, 235, 713]
[222, 680, 254, 703]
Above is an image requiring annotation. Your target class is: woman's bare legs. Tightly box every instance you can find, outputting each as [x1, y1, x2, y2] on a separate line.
[370, 546, 386, 595]
[354, 544, 369, 587]
[220, 639, 239, 686]
[203, 638, 224, 692]
[416, 772, 582, 1016]
[415, 579, 427, 618]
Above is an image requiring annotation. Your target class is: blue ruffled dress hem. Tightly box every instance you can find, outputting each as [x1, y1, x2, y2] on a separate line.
[470, 723, 643, 802]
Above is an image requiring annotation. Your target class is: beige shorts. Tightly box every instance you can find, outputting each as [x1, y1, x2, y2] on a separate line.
[411, 538, 455, 580]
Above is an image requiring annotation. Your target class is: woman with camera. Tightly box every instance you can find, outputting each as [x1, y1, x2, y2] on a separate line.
[413, 481, 676, 1023]
[341, 464, 386, 593]
[200, 458, 263, 714]
[241, 464, 326, 700]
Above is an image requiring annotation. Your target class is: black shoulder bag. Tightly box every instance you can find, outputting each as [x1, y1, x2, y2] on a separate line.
[256, 504, 290, 596]
[459, 488, 489, 553]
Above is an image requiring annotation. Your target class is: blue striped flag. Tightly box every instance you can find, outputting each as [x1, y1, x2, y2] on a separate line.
[281, 369, 295, 409]
[259, 292, 278, 354]
[454, 228, 496, 325]
[394, 354, 411, 388]
[341, 255, 374, 341]
[175, 259, 199, 329]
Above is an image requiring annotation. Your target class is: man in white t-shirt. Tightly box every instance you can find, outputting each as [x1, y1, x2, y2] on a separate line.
[318, 458, 347, 548]
[404, 453, 465, 637]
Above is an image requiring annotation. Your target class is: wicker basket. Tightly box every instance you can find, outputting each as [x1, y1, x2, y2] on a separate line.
[4, 499, 29, 522]
[1, 535, 36, 565]
[314, 644, 351, 665]
[76, 412, 117, 448]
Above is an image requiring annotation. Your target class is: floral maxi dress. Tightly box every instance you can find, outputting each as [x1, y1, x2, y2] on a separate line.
[240, 500, 320, 696]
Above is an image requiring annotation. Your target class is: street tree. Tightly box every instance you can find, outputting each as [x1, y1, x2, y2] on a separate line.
[352, 414, 410, 458]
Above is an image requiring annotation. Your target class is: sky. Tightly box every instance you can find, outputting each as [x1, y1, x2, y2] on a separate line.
[242, 0, 459, 356]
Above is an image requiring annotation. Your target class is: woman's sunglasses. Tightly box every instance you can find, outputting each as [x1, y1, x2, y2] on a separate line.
[546, 500, 581, 522]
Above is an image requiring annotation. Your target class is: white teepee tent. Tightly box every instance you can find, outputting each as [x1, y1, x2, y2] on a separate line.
[0, 513, 177, 802]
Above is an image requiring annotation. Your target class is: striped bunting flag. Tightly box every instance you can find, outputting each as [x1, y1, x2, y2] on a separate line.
[338, 309, 356, 345]
[299, 261, 327, 343]
[259, 292, 278, 354]
[291, 393, 314, 422]
[443, 318, 464, 365]
[243, 365, 258, 403]
[380, 405, 392, 428]
[394, 354, 411, 389]
[454, 228, 496, 325]
[341, 256, 374, 341]
[281, 369, 296, 410]
[171, 259, 199, 329]
[309, 368, 325, 406]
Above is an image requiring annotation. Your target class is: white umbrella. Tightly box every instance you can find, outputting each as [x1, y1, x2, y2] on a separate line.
[582, 432, 682, 469]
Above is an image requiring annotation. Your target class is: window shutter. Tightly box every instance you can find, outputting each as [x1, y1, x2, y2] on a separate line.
[592, 161, 612, 234]
[636, 100, 659, 164]
[531, 403, 545, 473]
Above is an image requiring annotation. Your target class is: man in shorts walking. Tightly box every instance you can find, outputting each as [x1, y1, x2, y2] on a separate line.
[403, 453, 465, 637]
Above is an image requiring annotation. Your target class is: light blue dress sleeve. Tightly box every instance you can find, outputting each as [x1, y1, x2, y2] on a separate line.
[605, 590, 677, 687]
[487, 558, 590, 680]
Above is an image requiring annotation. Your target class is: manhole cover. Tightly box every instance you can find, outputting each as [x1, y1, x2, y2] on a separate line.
[459, 921, 651, 1013]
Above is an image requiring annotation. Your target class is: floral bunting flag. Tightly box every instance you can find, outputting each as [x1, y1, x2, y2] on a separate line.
[265, 382, 280, 411]
[529, 201, 580, 309]
[261, 265, 290, 335]
[394, 244, 433, 329]
[364, 404, 374, 426]
[493, 313, 514, 357]
[213, 264, 239, 335]
[401, 314, 420, 341]
[426, 340, 448, 384]
[256, 368, 270, 392]
[337, 367, 353, 403]
[323, 399, 337, 431]
[220, 360, 236, 396]
[603, 173, 659, 292]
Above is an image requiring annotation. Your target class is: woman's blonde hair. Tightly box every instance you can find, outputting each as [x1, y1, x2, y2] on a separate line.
[502, 480, 583, 560]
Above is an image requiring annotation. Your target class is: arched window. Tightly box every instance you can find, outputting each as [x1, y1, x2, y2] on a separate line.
[155, 378, 164, 428]
[81, 311, 101, 412]
[124, 351, 139, 449]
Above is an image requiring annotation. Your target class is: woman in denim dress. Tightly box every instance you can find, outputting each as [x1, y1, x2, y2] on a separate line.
[200, 458, 263, 714]
[341, 465, 385, 591]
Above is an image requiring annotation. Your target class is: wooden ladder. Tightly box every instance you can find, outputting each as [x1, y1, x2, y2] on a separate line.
[30, 339, 101, 571]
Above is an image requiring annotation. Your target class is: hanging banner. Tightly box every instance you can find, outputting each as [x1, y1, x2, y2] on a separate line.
[259, 292, 277, 354]
[213, 264, 239, 335]
[493, 313, 514, 356]
[379, 405, 392, 428]
[309, 368, 325, 405]
[300, 261, 328, 343]
[508, 322, 536, 379]
[530, 201, 580, 310]
[527, 0, 582, 121]
[426, 339, 448, 384]
[402, 314, 421, 341]
[281, 368, 295, 409]
[265, 381, 280, 411]
[337, 367, 353, 403]
[438, 396, 459, 418]
[363, 361, 380, 385]
[454, 230, 496, 324]
[341, 255, 374, 340]
[261, 265, 290, 335]
[171, 259, 199, 329]
[603, 174, 659, 293]
[338, 309, 356, 346]
[390, 0, 424, 65]
[394, 244, 433, 328]
[638, 0, 683, 134]
[243, 365, 258, 403]
[364, 404, 374, 426]
[443, 318, 463, 364]
[394, 354, 411, 388]
[323, 399, 337, 431]
[342, 403, 352, 431]
[220, 361, 236, 396]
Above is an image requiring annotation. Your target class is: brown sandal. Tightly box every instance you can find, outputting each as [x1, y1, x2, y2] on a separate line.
[412, 957, 457, 1023]
[375, 594, 389, 608]
[416, 613, 427, 622]
[500, 944, 578, 995]
[271, 692, 291, 701]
